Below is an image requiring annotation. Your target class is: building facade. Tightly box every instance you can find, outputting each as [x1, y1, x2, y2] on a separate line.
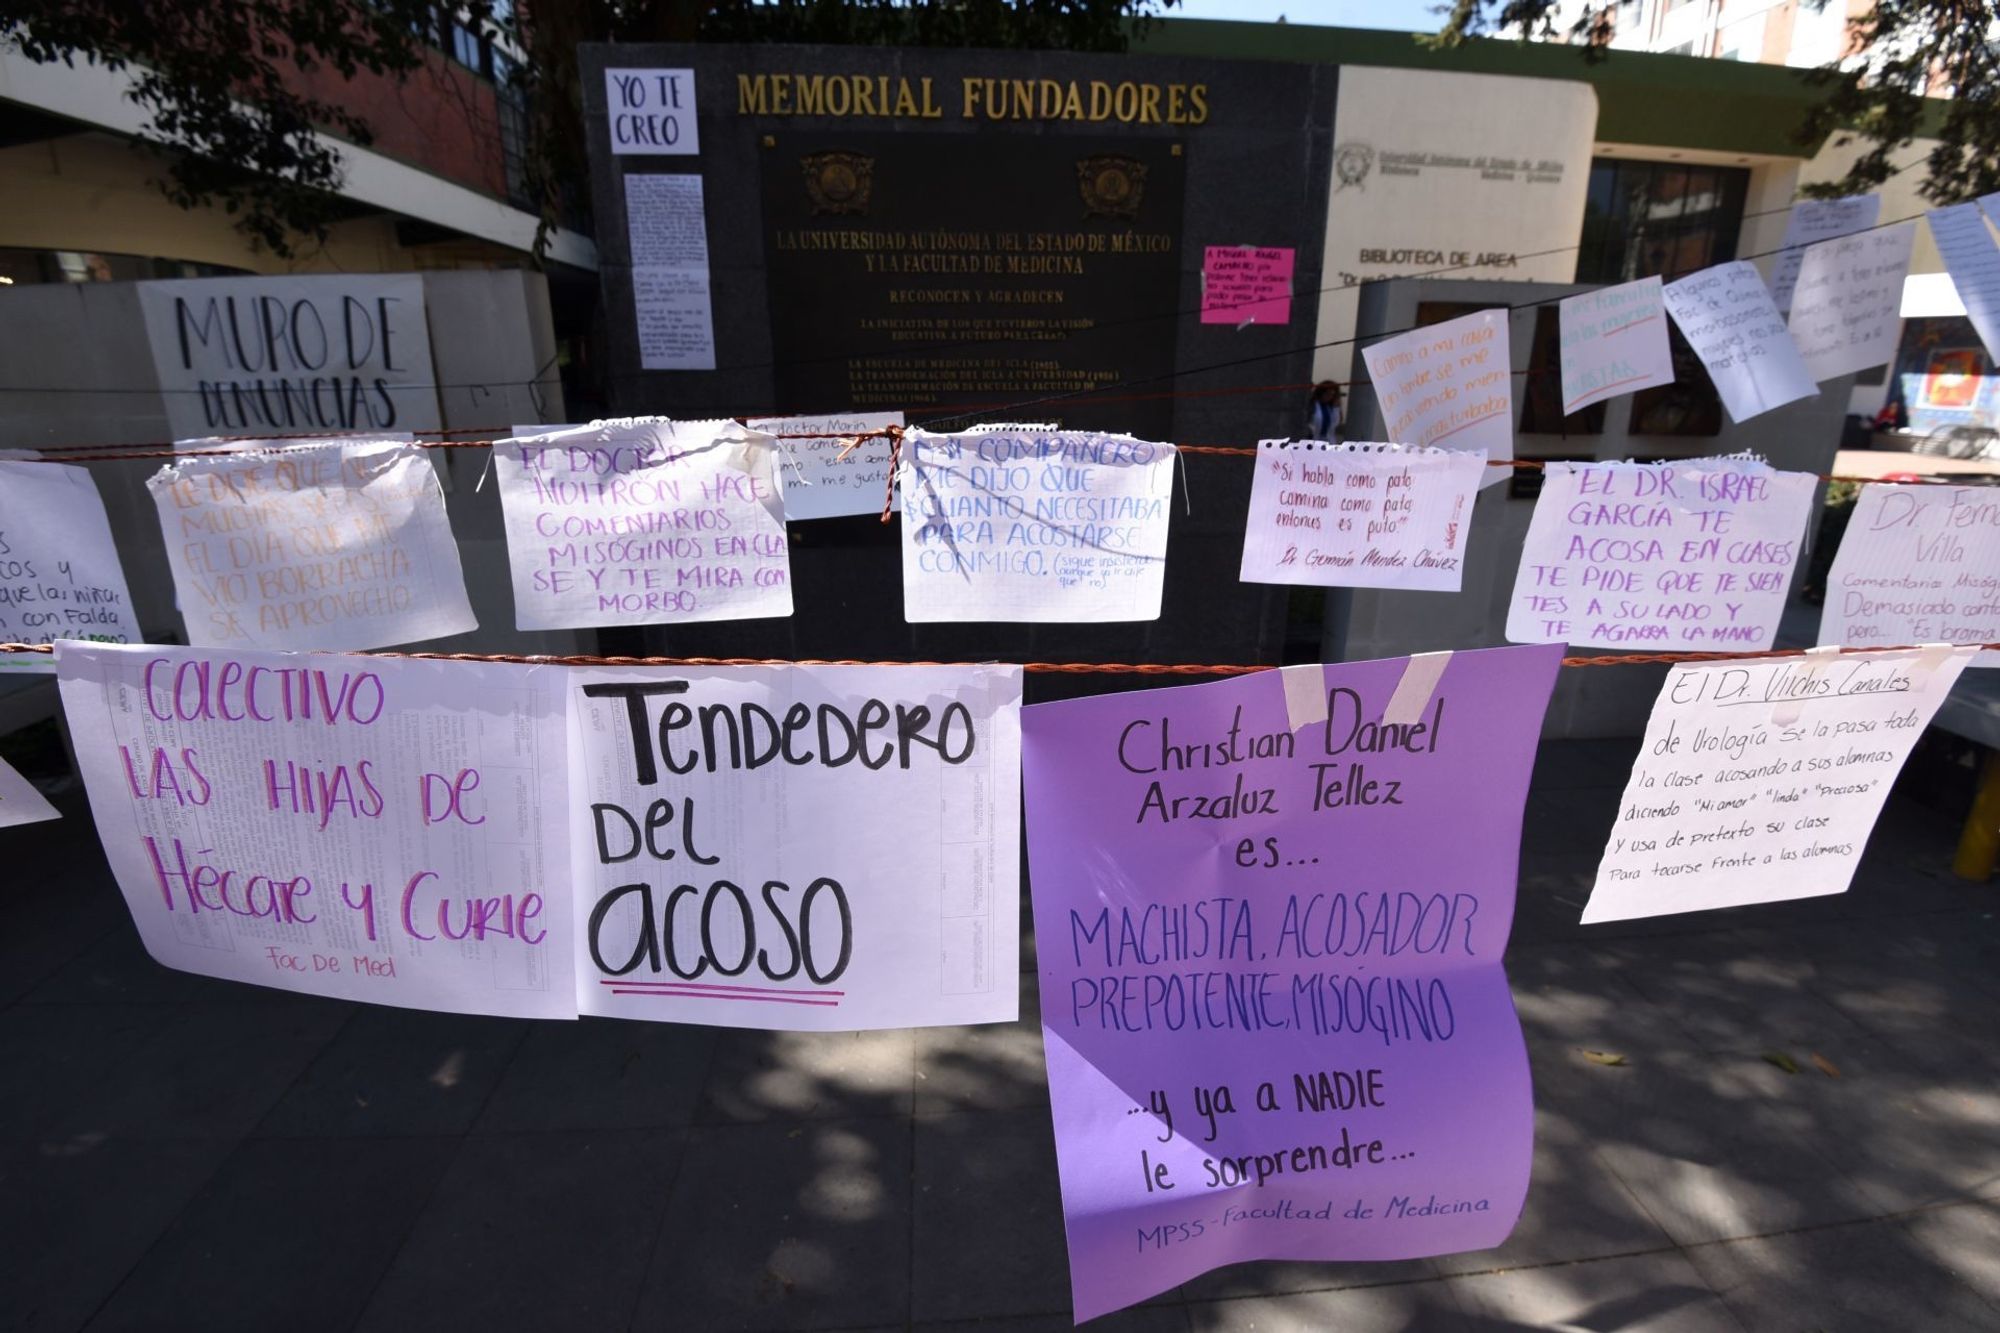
[0, 19, 602, 417]
[1130, 19, 1986, 440]
[1551, 0, 1872, 64]
[0, 15, 1984, 738]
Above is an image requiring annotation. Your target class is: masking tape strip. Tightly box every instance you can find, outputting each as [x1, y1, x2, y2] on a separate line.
[719, 426, 774, 475]
[1383, 651, 1453, 726]
[1912, 642, 1960, 676]
[1280, 663, 1328, 731]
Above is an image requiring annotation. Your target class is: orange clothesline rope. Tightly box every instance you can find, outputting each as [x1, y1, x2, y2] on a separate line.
[17, 426, 900, 465]
[0, 427, 1967, 488]
[0, 642, 1990, 672]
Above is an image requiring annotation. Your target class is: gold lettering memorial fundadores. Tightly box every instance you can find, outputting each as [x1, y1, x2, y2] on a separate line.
[738, 74, 1209, 125]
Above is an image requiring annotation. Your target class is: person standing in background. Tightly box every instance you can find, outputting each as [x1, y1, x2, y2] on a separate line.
[1306, 381, 1343, 442]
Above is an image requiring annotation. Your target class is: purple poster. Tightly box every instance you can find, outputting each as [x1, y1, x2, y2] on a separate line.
[1021, 645, 1563, 1321]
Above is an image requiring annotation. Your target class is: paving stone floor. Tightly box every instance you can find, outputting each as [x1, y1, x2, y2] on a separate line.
[3, 739, 1998, 1331]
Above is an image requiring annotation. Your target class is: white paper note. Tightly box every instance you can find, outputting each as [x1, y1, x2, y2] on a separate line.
[569, 664, 1022, 1030]
[1581, 646, 1975, 923]
[748, 411, 906, 521]
[0, 460, 141, 672]
[0, 755, 59, 827]
[625, 174, 716, 370]
[1662, 262, 1819, 423]
[492, 420, 792, 629]
[1819, 484, 2000, 665]
[147, 440, 477, 651]
[1558, 277, 1675, 414]
[1766, 195, 1882, 314]
[136, 275, 440, 440]
[1360, 309, 1514, 457]
[1788, 222, 1917, 382]
[513, 420, 673, 438]
[1507, 457, 1817, 651]
[1928, 202, 2000, 361]
[900, 429, 1175, 623]
[1238, 442, 1484, 592]
[605, 68, 698, 155]
[56, 643, 574, 1016]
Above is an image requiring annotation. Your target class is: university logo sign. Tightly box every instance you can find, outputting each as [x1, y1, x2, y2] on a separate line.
[800, 150, 875, 215]
[1075, 154, 1147, 221]
[1334, 140, 1374, 191]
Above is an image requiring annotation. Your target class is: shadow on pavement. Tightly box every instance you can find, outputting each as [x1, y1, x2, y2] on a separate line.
[2, 740, 1998, 1331]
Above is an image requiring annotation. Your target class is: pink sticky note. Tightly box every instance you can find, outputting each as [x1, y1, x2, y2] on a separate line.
[1202, 245, 1295, 325]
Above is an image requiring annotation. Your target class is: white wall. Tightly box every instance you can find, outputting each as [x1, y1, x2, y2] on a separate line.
[1311, 68, 1600, 383]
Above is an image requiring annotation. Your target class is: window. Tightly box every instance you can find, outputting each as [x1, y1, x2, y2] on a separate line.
[1574, 159, 1748, 438]
[1413, 301, 1502, 328]
[432, 5, 507, 81]
[450, 22, 485, 72]
[1787, 4, 1849, 67]
[1629, 327, 1725, 436]
[1519, 306, 1606, 435]
[0, 247, 248, 284]
[497, 82, 534, 212]
[1576, 159, 1750, 285]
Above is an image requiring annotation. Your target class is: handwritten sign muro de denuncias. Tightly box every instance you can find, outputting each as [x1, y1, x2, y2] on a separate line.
[137, 274, 440, 439]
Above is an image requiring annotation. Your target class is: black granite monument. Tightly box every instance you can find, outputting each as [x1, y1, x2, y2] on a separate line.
[581, 43, 1338, 673]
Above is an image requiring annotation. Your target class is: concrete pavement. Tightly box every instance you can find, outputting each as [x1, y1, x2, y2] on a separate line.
[3, 738, 1997, 1332]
